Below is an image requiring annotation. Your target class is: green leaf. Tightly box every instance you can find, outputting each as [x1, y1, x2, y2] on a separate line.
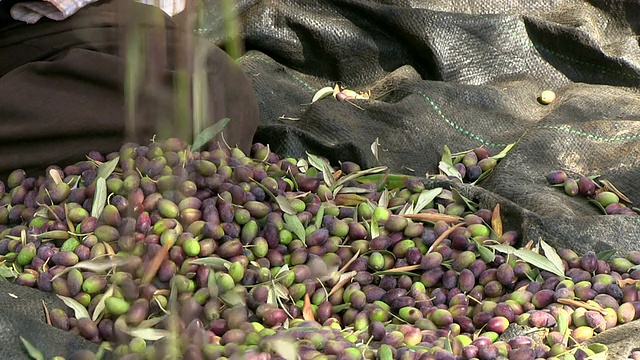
[488, 243, 517, 255]
[283, 213, 306, 244]
[92, 285, 114, 321]
[512, 248, 565, 277]
[539, 239, 565, 277]
[312, 87, 335, 103]
[441, 145, 453, 166]
[314, 204, 325, 230]
[20, 337, 44, 360]
[271, 338, 298, 360]
[52, 257, 130, 280]
[334, 166, 388, 188]
[276, 195, 298, 215]
[471, 167, 495, 185]
[267, 285, 277, 305]
[219, 289, 246, 307]
[96, 156, 119, 181]
[355, 173, 407, 190]
[190, 257, 232, 270]
[306, 152, 336, 188]
[336, 187, 372, 194]
[596, 249, 617, 262]
[0, 263, 18, 279]
[473, 239, 496, 263]
[589, 199, 607, 215]
[443, 334, 453, 353]
[451, 187, 478, 213]
[124, 328, 170, 341]
[438, 161, 462, 181]
[490, 142, 516, 160]
[378, 189, 390, 209]
[372, 270, 420, 277]
[412, 188, 441, 214]
[91, 177, 107, 219]
[57, 295, 90, 320]
[275, 264, 290, 278]
[370, 214, 379, 240]
[191, 118, 231, 151]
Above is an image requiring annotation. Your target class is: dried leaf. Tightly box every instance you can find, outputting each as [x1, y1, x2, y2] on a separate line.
[124, 328, 170, 341]
[49, 169, 63, 185]
[338, 249, 360, 275]
[400, 212, 462, 223]
[428, 223, 465, 253]
[302, 293, 315, 321]
[189, 257, 232, 270]
[57, 295, 90, 320]
[42, 300, 51, 326]
[283, 213, 306, 244]
[276, 195, 297, 215]
[491, 203, 503, 237]
[556, 298, 607, 315]
[372, 265, 420, 277]
[312, 87, 335, 103]
[438, 161, 462, 181]
[332, 170, 342, 181]
[96, 156, 119, 181]
[192, 118, 231, 151]
[539, 239, 565, 277]
[490, 142, 516, 160]
[52, 257, 130, 280]
[91, 177, 107, 219]
[327, 271, 357, 298]
[20, 337, 44, 360]
[93, 285, 114, 321]
[618, 278, 640, 287]
[599, 179, 632, 203]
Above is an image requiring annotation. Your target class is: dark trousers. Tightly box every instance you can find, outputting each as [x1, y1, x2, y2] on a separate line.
[0, 0, 259, 178]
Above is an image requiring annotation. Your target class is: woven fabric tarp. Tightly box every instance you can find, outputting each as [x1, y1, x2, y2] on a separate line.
[2, 0, 640, 358]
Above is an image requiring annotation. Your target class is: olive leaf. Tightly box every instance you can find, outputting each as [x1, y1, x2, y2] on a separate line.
[336, 187, 373, 194]
[314, 204, 325, 229]
[472, 239, 495, 263]
[91, 177, 107, 219]
[596, 249, 617, 262]
[49, 169, 63, 185]
[355, 173, 406, 190]
[441, 145, 453, 166]
[191, 118, 231, 151]
[275, 195, 297, 215]
[20, 336, 44, 360]
[124, 328, 170, 341]
[52, 257, 130, 280]
[588, 199, 607, 214]
[599, 179, 632, 203]
[370, 215, 380, 240]
[311, 86, 335, 103]
[539, 239, 565, 277]
[371, 137, 381, 162]
[0, 263, 18, 279]
[586, 343, 608, 359]
[491, 204, 503, 237]
[513, 248, 564, 277]
[270, 338, 298, 360]
[92, 285, 115, 321]
[438, 161, 462, 181]
[189, 257, 232, 270]
[96, 156, 119, 181]
[411, 188, 442, 214]
[334, 166, 388, 188]
[57, 295, 90, 320]
[306, 152, 336, 188]
[219, 289, 246, 307]
[378, 189, 390, 209]
[283, 213, 306, 244]
[451, 187, 478, 213]
[138, 315, 167, 329]
[471, 167, 495, 185]
[296, 159, 309, 173]
[490, 142, 516, 160]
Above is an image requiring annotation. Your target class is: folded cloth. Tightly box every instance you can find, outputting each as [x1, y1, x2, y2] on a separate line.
[0, 0, 259, 179]
[7, 0, 184, 23]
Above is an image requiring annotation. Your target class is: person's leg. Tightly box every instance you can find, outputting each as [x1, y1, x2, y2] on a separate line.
[0, 0, 259, 178]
